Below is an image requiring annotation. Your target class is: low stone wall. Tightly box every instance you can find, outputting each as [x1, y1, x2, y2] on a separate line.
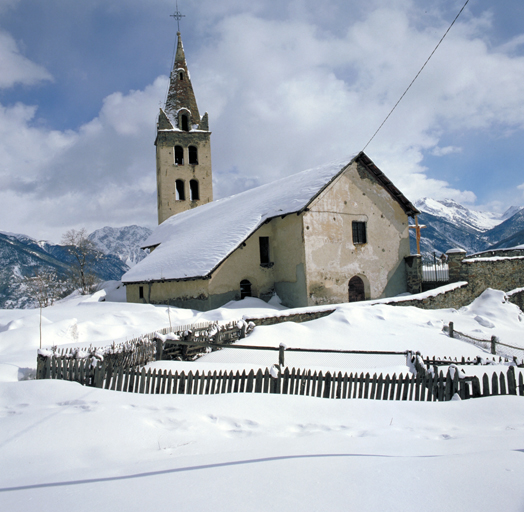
[245, 309, 335, 326]
[397, 248, 524, 311]
[508, 289, 524, 312]
[386, 282, 474, 310]
[465, 248, 524, 259]
[463, 258, 523, 291]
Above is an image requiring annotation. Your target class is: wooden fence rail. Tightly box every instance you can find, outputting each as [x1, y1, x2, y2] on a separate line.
[443, 322, 524, 363]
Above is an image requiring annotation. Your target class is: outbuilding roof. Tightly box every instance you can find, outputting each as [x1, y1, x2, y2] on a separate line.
[122, 152, 418, 284]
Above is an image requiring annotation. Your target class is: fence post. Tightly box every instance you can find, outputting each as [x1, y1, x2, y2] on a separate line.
[279, 344, 286, 367]
[491, 336, 498, 355]
[155, 338, 163, 361]
[449, 322, 454, 338]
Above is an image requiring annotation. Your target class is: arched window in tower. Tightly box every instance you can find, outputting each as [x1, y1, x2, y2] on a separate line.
[188, 145, 198, 165]
[174, 145, 184, 165]
[179, 72, 184, 80]
[175, 179, 185, 201]
[181, 114, 189, 131]
[189, 179, 199, 201]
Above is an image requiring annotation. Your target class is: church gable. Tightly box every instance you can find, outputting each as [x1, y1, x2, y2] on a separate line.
[303, 156, 415, 304]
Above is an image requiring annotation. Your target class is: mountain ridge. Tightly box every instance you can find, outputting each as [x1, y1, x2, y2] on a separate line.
[0, 226, 152, 309]
[411, 198, 524, 255]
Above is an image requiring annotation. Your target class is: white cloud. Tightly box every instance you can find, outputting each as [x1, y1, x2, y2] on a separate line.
[0, 30, 52, 88]
[3, 1, 524, 241]
[0, 77, 167, 241]
[430, 146, 462, 156]
[192, 7, 524, 202]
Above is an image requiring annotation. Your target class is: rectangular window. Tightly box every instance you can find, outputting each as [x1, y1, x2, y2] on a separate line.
[259, 236, 271, 266]
[352, 221, 367, 244]
[139, 286, 144, 299]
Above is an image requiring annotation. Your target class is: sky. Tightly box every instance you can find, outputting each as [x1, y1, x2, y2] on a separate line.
[1, 0, 524, 243]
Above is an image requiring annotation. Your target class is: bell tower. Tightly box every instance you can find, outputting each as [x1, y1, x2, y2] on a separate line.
[155, 31, 213, 224]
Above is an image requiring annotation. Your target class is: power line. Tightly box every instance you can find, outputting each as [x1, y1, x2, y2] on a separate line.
[362, 0, 470, 152]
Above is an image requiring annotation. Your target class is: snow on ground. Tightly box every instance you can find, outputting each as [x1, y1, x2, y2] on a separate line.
[1, 285, 524, 511]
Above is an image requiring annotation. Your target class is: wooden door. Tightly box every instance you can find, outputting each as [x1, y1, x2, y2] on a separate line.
[348, 276, 365, 302]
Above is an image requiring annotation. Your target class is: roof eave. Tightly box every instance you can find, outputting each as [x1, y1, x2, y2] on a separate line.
[355, 152, 420, 217]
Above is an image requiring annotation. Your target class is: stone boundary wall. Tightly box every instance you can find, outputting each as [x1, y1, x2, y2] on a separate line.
[386, 282, 474, 310]
[508, 289, 524, 312]
[465, 248, 524, 259]
[398, 248, 524, 310]
[454, 250, 524, 301]
[245, 309, 335, 326]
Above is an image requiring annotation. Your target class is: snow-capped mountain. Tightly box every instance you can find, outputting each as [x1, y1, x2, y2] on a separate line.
[0, 226, 151, 309]
[486, 209, 524, 249]
[500, 205, 524, 221]
[411, 199, 524, 255]
[414, 198, 504, 232]
[89, 225, 152, 268]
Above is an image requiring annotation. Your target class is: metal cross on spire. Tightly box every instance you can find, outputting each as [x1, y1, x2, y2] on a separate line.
[170, 1, 185, 32]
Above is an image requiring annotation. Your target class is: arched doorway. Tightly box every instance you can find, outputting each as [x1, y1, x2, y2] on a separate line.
[240, 280, 252, 299]
[348, 276, 365, 302]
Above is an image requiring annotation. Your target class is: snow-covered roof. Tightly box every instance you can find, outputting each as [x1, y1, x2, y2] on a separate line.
[122, 152, 417, 283]
[123, 159, 357, 283]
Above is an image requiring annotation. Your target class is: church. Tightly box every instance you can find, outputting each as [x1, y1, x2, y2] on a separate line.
[122, 31, 419, 310]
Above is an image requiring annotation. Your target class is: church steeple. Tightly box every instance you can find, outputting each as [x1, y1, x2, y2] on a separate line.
[164, 32, 202, 129]
[155, 30, 213, 224]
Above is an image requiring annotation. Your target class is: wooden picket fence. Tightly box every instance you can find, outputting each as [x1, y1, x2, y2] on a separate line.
[36, 318, 252, 381]
[35, 352, 524, 401]
[36, 337, 156, 380]
[423, 354, 523, 367]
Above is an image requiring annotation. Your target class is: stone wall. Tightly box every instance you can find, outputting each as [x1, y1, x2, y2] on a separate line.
[392, 247, 524, 311]
[386, 282, 473, 310]
[245, 309, 335, 326]
[451, 248, 524, 300]
[508, 289, 524, 312]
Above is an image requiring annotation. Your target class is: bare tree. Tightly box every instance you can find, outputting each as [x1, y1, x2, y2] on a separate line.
[61, 228, 102, 295]
[21, 269, 70, 308]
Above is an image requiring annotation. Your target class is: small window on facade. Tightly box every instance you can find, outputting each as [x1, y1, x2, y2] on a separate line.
[352, 221, 367, 244]
[139, 286, 144, 299]
[174, 145, 184, 165]
[179, 72, 184, 80]
[190, 179, 199, 201]
[240, 280, 252, 299]
[188, 145, 198, 164]
[175, 179, 185, 200]
[181, 114, 189, 131]
[259, 237, 271, 267]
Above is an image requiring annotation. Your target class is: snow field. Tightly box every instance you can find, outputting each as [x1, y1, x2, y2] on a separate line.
[0, 285, 523, 510]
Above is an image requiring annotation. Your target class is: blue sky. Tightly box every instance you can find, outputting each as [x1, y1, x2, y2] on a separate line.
[1, 0, 524, 242]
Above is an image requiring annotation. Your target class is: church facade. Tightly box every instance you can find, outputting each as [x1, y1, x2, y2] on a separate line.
[122, 32, 419, 310]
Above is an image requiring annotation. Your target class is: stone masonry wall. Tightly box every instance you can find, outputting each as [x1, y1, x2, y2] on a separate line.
[387, 282, 474, 310]
[393, 248, 524, 311]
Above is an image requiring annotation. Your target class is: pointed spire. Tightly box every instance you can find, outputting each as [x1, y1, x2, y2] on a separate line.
[164, 32, 201, 129]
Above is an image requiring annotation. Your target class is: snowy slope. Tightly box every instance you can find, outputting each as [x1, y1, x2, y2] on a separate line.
[1, 289, 524, 511]
[123, 159, 353, 283]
